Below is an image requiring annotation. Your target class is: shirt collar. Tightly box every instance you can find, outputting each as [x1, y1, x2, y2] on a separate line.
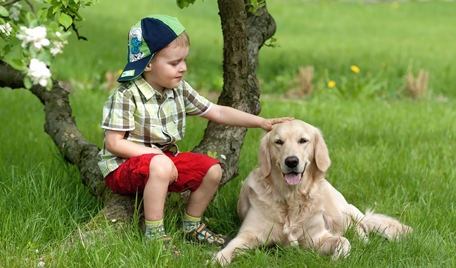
[134, 77, 176, 100]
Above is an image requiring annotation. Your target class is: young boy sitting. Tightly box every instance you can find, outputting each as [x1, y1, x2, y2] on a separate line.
[98, 14, 292, 255]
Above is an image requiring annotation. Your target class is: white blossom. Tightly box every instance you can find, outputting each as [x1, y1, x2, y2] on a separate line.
[55, 31, 61, 37]
[16, 26, 50, 50]
[38, 261, 46, 267]
[50, 42, 63, 56]
[9, 3, 22, 21]
[0, 23, 12, 36]
[27, 59, 51, 87]
[50, 39, 68, 56]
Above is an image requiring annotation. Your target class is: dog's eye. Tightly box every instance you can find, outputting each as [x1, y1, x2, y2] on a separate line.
[275, 140, 284, 145]
[299, 138, 308, 144]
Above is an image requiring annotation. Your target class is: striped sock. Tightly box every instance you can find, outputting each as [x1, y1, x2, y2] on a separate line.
[145, 219, 165, 240]
[182, 213, 201, 231]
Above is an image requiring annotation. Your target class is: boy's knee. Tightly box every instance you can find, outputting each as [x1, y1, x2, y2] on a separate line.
[149, 155, 173, 179]
[205, 164, 222, 183]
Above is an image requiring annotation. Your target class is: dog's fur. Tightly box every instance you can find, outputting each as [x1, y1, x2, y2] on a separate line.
[214, 120, 412, 265]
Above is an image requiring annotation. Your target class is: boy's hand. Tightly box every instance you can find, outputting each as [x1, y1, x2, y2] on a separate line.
[261, 117, 294, 131]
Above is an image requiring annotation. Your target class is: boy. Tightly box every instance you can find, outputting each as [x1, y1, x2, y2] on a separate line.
[98, 14, 292, 255]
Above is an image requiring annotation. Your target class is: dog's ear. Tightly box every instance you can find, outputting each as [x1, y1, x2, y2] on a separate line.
[258, 131, 272, 177]
[314, 129, 331, 172]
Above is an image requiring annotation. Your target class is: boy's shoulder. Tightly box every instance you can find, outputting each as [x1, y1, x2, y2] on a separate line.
[116, 80, 135, 92]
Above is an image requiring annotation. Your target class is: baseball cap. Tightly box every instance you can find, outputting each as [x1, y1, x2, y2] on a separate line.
[117, 14, 185, 82]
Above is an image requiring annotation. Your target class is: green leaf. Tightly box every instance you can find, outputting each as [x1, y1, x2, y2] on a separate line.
[37, 51, 53, 66]
[176, 0, 196, 9]
[9, 58, 26, 70]
[45, 78, 53, 90]
[53, 3, 62, 14]
[68, 0, 79, 9]
[46, 7, 54, 20]
[0, 6, 9, 17]
[24, 76, 33, 89]
[37, 8, 48, 21]
[26, 13, 37, 25]
[58, 12, 73, 29]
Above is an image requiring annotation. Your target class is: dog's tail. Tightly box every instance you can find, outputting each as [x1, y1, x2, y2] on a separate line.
[362, 209, 413, 240]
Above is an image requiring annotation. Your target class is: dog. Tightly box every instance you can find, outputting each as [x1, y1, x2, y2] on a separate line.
[214, 120, 412, 265]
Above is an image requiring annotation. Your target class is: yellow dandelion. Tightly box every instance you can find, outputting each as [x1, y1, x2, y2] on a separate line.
[328, 81, 336, 88]
[118, 69, 123, 75]
[350, 65, 360, 73]
[392, 2, 399, 8]
[382, 63, 387, 68]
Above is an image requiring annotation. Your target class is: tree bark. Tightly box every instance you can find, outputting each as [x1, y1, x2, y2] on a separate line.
[0, 0, 276, 226]
[194, 0, 276, 187]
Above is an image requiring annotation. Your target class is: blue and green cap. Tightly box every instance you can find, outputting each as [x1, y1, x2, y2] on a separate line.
[118, 14, 185, 82]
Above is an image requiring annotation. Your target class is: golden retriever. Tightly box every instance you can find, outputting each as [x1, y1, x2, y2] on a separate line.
[214, 120, 412, 265]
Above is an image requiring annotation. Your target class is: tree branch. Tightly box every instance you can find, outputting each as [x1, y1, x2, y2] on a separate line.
[0, 59, 138, 225]
[24, 0, 35, 15]
[1, 0, 20, 7]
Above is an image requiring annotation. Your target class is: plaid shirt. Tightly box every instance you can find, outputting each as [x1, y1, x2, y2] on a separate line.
[98, 77, 212, 177]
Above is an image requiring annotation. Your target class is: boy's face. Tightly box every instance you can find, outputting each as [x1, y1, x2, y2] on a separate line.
[143, 44, 189, 93]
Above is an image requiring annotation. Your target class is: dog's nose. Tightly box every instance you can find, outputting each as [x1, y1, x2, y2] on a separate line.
[285, 156, 299, 168]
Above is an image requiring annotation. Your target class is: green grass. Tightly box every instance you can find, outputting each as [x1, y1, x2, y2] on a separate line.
[1, 87, 456, 267]
[2, 0, 456, 267]
[50, 0, 456, 98]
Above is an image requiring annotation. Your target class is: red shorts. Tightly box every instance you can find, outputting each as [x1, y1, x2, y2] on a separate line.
[105, 152, 220, 195]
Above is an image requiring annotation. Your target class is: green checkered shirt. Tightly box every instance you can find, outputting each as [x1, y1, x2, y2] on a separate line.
[98, 77, 212, 177]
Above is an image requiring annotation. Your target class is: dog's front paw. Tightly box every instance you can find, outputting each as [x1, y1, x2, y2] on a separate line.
[212, 251, 231, 266]
[332, 237, 350, 261]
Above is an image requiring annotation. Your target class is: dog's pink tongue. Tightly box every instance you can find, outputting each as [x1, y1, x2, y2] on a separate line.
[285, 173, 301, 185]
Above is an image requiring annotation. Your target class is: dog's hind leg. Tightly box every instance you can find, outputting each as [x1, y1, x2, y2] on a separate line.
[344, 204, 369, 243]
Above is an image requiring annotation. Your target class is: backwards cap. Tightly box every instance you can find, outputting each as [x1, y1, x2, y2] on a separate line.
[118, 14, 185, 82]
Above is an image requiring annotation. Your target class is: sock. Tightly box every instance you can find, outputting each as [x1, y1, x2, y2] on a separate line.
[145, 219, 165, 240]
[182, 213, 201, 231]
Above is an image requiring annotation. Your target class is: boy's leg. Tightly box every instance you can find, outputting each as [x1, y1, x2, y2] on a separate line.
[185, 164, 222, 218]
[143, 154, 175, 221]
[143, 155, 181, 258]
[179, 163, 232, 248]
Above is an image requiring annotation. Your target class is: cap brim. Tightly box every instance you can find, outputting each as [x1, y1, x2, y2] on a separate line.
[117, 54, 153, 82]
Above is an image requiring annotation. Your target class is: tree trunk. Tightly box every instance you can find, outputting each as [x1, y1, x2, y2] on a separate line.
[0, 0, 276, 227]
[194, 0, 276, 187]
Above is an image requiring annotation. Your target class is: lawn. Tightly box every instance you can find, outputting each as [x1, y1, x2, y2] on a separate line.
[1, 0, 456, 267]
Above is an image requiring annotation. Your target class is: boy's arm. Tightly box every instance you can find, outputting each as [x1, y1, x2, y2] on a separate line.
[105, 129, 163, 159]
[201, 104, 293, 131]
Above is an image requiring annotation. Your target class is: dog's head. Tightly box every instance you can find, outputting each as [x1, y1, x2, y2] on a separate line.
[258, 120, 330, 185]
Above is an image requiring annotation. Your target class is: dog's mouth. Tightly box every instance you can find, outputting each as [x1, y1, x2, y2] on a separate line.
[283, 172, 303, 185]
[283, 163, 307, 185]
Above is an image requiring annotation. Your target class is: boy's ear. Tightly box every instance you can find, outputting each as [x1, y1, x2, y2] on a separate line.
[144, 62, 153, 72]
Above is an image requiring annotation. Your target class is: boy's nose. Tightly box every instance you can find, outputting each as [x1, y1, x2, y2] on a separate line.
[179, 62, 187, 73]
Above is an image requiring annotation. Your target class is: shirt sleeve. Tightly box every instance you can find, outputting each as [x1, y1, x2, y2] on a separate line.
[181, 81, 213, 117]
[101, 86, 136, 131]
